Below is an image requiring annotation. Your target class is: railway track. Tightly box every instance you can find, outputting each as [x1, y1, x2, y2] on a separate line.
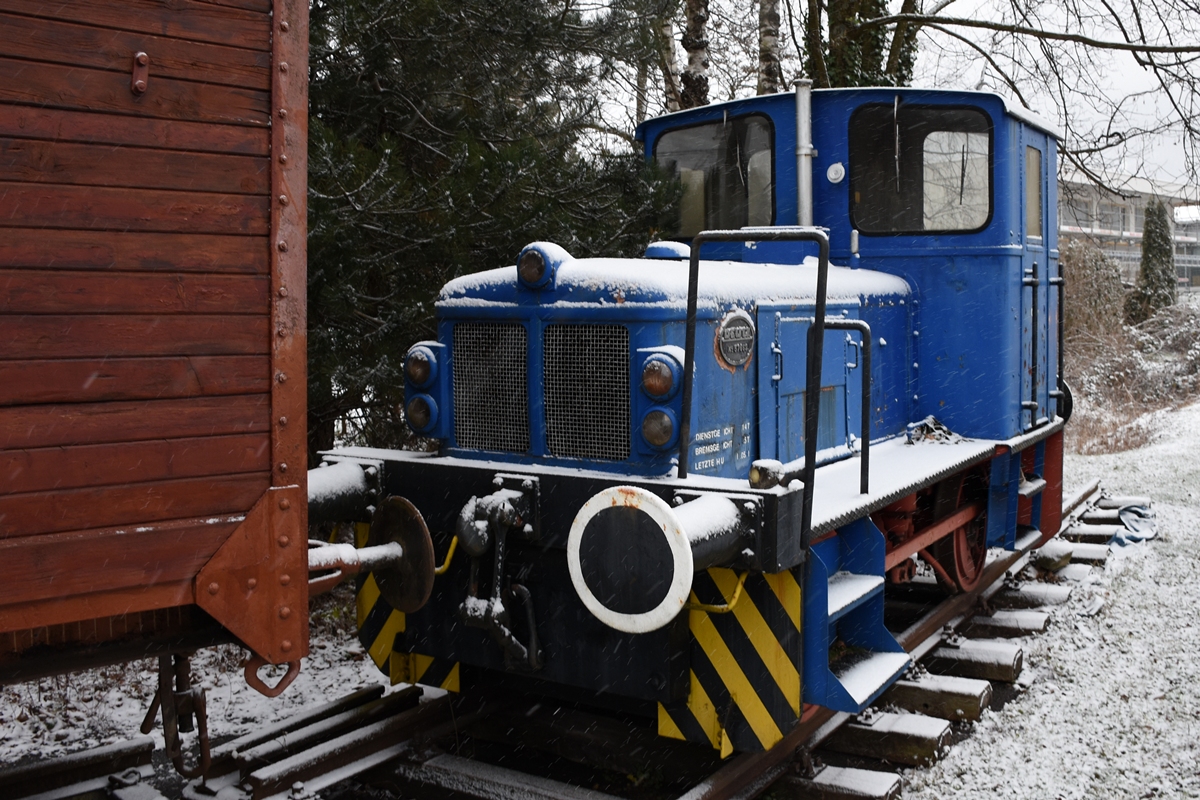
[1, 479, 1139, 800]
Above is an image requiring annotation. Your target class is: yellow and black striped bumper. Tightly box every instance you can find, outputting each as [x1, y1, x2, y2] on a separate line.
[657, 567, 803, 755]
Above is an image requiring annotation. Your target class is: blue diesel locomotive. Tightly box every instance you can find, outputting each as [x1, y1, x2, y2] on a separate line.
[315, 83, 1067, 756]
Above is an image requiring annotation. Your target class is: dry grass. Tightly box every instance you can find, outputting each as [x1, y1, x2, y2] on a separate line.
[1065, 294, 1200, 454]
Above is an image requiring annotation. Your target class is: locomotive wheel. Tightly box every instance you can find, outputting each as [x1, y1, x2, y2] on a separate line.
[928, 515, 988, 592]
[367, 496, 437, 613]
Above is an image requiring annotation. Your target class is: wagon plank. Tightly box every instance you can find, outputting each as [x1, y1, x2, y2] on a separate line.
[0, 12, 270, 90]
[0, 314, 268, 359]
[0, 230, 268, 273]
[0, 394, 270, 450]
[0, 356, 268, 406]
[0, 271, 268, 314]
[0, 183, 270, 235]
[0, 138, 270, 194]
[1, 0, 270, 52]
[0, 472, 271, 538]
[0, 58, 269, 126]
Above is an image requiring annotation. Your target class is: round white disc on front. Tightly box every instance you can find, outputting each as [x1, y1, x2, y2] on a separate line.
[567, 486, 694, 634]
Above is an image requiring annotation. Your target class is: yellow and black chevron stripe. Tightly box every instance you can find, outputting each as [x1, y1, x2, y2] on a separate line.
[657, 567, 802, 755]
[354, 524, 460, 692]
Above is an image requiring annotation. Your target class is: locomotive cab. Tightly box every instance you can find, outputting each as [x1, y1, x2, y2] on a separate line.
[319, 85, 1068, 756]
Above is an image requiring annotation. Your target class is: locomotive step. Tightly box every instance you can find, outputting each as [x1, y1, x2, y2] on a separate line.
[780, 765, 902, 799]
[828, 571, 886, 620]
[1018, 475, 1048, 498]
[881, 673, 994, 721]
[833, 651, 913, 708]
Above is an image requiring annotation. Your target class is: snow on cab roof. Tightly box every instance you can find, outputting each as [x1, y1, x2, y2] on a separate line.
[438, 254, 910, 311]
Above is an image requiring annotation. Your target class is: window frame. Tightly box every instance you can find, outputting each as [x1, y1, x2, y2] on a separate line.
[651, 112, 778, 236]
[848, 103, 996, 237]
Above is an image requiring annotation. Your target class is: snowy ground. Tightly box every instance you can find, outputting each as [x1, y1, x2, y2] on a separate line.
[0, 588, 392, 767]
[4, 407, 1200, 797]
[904, 402, 1200, 800]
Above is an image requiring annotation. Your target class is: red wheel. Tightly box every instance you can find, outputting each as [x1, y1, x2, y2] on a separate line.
[922, 475, 988, 593]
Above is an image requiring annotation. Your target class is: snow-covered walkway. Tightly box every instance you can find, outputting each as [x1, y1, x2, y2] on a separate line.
[905, 403, 1200, 799]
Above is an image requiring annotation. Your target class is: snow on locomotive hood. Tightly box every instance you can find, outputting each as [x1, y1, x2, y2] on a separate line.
[437, 252, 911, 313]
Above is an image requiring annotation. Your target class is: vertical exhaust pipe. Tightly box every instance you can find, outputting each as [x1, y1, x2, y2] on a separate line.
[795, 78, 814, 226]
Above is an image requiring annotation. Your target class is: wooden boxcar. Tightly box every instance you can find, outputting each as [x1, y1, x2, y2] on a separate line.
[0, 0, 310, 686]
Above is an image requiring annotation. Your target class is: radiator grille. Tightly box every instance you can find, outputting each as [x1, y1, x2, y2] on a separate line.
[544, 324, 630, 460]
[452, 323, 529, 452]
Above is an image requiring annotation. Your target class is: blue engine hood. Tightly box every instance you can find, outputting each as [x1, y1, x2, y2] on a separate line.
[438, 255, 910, 314]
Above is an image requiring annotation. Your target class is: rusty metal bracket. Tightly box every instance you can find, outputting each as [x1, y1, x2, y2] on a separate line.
[195, 486, 308, 670]
[244, 654, 302, 698]
[131, 52, 149, 94]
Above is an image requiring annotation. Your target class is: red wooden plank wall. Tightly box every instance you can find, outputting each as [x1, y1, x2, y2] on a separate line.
[0, 0, 307, 652]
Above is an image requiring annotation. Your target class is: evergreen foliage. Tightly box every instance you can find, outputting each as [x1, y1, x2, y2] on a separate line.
[307, 0, 677, 456]
[1124, 199, 1177, 325]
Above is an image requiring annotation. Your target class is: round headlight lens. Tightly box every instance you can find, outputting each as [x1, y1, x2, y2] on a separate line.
[518, 249, 546, 285]
[642, 358, 675, 398]
[405, 350, 431, 386]
[642, 409, 675, 448]
[406, 396, 432, 430]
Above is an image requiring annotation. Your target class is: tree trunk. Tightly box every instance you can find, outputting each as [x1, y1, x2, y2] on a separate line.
[757, 0, 784, 94]
[884, 0, 920, 85]
[657, 17, 683, 113]
[806, 0, 830, 87]
[636, 58, 649, 123]
[680, 0, 709, 108]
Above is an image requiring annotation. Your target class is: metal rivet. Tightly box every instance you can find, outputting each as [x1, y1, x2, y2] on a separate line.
[133, 80, 147, 92]
[281, 640, 293, 652]
[280, 574, 291, 586]
[277, 240, 288, 252]
[278, 534, 290, 547]
[278, 194, 289, 206]
[277, 326, 286, 338]
[207, 582, 219, 595]
[279, 462, 288, 473]
[278, 286, 289, 297]
[279, 606, 292, 619]
[279, 62, 289, 73]
[279, 154, 288, 164]
[278, 108, 287, 119]
[137, 53, 149, 66]
[247, 578, 258, 590]
[276, 372, 287, 383]
[280, 21, 289, 32]
[279, 498, 291, 510]
[278, 416, 288, 426]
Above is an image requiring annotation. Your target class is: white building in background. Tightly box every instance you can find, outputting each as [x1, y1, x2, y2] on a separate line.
[1058, 173, 1200, 284]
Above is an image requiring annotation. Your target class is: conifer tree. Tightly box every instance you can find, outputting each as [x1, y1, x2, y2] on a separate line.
[1125, 199, 1177, 325]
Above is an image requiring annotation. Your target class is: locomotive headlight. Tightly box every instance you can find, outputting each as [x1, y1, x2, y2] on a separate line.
[518, 248, 547, 286]
[404, 346, 437, 388]
[405, 395, 437, 432]
[641, 353, 681, 400]
[641, 408, 677, 449]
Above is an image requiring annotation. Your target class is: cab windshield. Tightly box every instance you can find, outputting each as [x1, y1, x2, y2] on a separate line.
[850, 103, 992, 234]
[654, 115, 774, 237]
